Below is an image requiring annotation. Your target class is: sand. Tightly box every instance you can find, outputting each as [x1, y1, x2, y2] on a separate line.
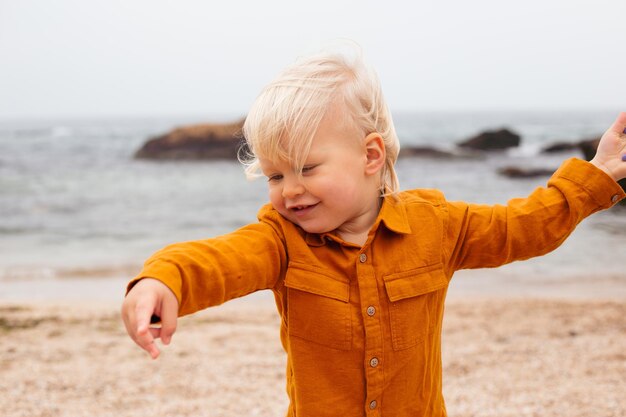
[1, 296, 625, 417]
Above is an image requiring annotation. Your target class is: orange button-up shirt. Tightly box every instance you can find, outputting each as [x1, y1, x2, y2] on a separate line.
[130, 158, 624, 417]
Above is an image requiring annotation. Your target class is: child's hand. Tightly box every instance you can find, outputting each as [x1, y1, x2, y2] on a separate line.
[121, 278, 179, 359]
[590, 112, 626, 181]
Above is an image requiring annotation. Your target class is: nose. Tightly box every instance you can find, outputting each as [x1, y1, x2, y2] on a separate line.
[282, 175, 305, 199]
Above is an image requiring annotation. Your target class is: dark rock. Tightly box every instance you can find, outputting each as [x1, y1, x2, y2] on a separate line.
[541, 141, 579, 153]
[457, 128, 521, 151]
[498, 166, 555, 179]
[134, 119, 246, 160]
[576, 137, 601, 161]
[398, 146, 457, 159]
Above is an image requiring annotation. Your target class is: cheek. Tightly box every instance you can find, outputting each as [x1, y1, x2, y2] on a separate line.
[319, 175, 360, 201]
[269, 188, 292, 220]
[268, 187, 285, 209]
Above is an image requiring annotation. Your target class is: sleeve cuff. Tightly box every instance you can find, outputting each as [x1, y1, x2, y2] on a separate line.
[553, 158, 626, 209]
[125, 261, 184, 308]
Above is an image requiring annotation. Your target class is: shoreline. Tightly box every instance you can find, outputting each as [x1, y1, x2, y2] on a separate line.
[1, 297, 624, 417]
[1, 266, 625, 304]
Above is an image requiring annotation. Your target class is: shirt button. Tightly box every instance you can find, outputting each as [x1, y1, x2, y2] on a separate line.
[369, 400, 377, 410]
[369, 357, 379, 368]
[366, 306, 376, 316]
[359, 253, 367, 263]
[611, 194, 620, 204]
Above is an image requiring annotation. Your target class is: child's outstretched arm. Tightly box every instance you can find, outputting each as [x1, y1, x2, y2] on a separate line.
[121, 212, 288, 359]
[590, 112, 626, 181]
[121, 278, 179, 359]
[444, 112, 625, 272]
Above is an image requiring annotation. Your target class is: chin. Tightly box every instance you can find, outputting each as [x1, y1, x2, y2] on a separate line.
[298, 222, 334, 235]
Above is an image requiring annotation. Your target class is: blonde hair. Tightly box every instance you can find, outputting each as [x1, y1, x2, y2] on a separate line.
[240, 45, 400, 195]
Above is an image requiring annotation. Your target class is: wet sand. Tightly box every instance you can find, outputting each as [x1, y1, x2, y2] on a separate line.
[1, 294, 625, 417]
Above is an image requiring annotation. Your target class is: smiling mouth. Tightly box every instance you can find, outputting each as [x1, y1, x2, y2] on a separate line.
[288, 202, 319, 215]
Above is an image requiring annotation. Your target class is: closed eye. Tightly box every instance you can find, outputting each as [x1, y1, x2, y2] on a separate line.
[267, 174, 283, 182]
[301, 164, 318, 174]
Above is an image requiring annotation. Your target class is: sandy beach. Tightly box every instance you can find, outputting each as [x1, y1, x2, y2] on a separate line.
[1, 288, 624, 417]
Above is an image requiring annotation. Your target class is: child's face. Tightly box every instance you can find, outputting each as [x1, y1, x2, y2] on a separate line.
[258, 113, 383, 241]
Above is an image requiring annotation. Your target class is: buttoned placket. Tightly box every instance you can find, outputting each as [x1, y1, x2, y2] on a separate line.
[356, 248, 383, 416]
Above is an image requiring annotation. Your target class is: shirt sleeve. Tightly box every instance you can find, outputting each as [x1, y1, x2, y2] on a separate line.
[126, 219, 287, 317]
[444, 158, 625, 272]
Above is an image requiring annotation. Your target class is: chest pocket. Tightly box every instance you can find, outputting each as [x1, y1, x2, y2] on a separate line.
[284, 262, 351, 350]
[383, 263, 448, 351]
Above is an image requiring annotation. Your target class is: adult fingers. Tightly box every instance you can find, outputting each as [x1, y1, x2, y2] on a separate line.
[607, 112, 626, 136]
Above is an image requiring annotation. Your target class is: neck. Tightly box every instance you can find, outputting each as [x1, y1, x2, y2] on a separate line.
[336, 196, 383, 246]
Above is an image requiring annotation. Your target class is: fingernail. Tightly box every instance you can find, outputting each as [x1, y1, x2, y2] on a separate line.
[623, 127, 626, 134]
[622, 154, 626, 162]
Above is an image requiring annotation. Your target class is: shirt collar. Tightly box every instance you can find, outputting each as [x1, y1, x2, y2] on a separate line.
[304, 233, 328, 247]
[304, 231, 352, 247]
[377, 194, 412, 235]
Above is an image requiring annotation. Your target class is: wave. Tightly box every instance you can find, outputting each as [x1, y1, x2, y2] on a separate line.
[0, 264, 141, 282]
[0, 226, 40, 235]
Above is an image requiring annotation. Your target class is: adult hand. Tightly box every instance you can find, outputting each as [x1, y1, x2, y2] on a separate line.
[590, 112, 626, 181]
[121, 278, 179, 359]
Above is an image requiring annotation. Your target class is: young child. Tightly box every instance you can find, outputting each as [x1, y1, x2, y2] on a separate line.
[122, 48, 626, 417]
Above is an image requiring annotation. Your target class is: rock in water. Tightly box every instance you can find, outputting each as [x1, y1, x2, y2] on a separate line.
[498, 166, 555, 178]
[576, 137, 601, 161]
[457, 128, 521, 151]
[398, 146, 457, 159]
[541, 141, 579, 154]
[134, 119, 246, 160]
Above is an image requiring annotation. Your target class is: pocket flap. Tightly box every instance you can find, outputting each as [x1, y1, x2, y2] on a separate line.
[383, 263, 448, 302]
[285, 262, 350, 303]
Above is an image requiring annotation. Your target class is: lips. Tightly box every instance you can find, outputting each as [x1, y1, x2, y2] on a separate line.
[287, 202, 319, 217]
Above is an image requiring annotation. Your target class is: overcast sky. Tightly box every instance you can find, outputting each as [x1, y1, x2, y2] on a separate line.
[1, 0, 624, 120]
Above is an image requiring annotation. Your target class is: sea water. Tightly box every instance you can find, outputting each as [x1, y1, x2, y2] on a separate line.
[1, 111, 624, 301]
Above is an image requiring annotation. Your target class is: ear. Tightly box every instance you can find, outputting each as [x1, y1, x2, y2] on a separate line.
[363, 132, 386, 176]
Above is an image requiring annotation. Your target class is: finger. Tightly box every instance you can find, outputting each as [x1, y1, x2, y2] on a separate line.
[121, 297, 146, 344]
[121, 301, 138, 343]
[134, 301, 160, 359]
[159, 293, 179, 345]
[149, 327, 162, 339]
[135, 324, 160, 359]
[608, 112, 626, 135]
[124, 303, 160, 359]
[135, 299, 155, 335]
